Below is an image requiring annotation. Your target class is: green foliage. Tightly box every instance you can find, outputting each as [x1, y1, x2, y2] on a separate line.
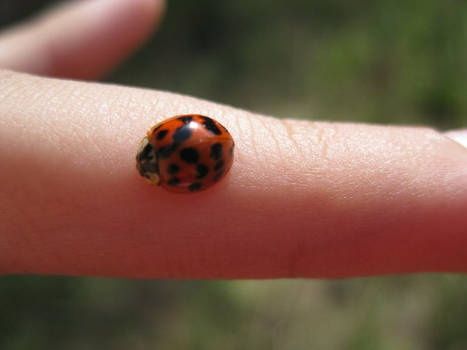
[112, 0, 467, 128]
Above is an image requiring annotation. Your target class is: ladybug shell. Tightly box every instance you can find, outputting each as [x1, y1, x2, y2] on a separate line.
[138, 115, 234, 193]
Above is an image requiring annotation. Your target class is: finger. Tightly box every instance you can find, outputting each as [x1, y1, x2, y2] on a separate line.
[0, 70, 466, 278]
[0, 0, 164, 79]
[446, 129, 467, 148]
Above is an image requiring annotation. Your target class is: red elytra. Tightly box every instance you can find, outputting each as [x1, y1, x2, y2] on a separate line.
[136, 114, 234, 193]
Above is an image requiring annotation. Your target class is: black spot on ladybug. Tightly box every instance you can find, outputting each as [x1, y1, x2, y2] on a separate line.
[180, 147, 199, 163]
[172, 125, 192, 143]
[158, 143, 178, 159]
[210, 143, 223, 160]
[152, 124, 163, 133]
[196, 164, 209, 179]
[188, 182, 202, 192]
[156, 129, 168, 140]
[178, 116, 193, 124]
[167, 163, 180, 175]
[201, 116, 221, 135]
[168, 177, 180, 186]
[214, 159, 224, 171]
[213, 169, 225, 182]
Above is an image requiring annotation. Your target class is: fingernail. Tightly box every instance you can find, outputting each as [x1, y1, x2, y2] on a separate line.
[445, 129, 467, 149]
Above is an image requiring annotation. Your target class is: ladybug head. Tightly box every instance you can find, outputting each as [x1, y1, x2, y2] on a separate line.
[136, 136, 161, 186]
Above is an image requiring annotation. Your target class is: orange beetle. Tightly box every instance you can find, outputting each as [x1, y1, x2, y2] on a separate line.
[136, 115, 234, 193]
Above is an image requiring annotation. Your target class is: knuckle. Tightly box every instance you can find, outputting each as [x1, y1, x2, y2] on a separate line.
[280, 118, 336, 165]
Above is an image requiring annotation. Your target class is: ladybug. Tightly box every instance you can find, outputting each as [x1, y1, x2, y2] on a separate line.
[136, 114, 234, 193]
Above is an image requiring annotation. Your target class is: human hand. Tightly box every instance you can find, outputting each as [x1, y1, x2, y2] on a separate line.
[1, 0, 466, 278]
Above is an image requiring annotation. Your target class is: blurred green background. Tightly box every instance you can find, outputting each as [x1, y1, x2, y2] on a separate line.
[1, 0, 467, 349]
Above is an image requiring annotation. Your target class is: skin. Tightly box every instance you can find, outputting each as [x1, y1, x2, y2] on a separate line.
[0, 0, 466, 278]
